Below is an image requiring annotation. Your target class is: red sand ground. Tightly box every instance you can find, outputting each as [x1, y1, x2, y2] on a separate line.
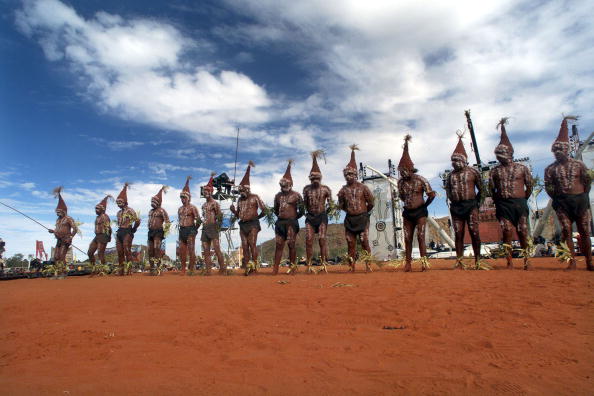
[1, 257, 593, 395]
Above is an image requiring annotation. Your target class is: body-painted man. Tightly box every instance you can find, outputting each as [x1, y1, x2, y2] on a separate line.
[88, 194, 112, 268]
[148, 186, 170, 273]
[48, 187, 78, 266]
[201, 174, 226, 275]
[397, 136, 436, 272]
[337, 145, 375, 272]
[445, 133, 482, 268]
[178, 176, 201, 274]
[489, 118, 533, 270]
[545, 116, 592, 270]
[230, 161, 266, 275]
[273, 160, 304, 275]
[115, 183, 141, 275]
[303, 150, 333, 273]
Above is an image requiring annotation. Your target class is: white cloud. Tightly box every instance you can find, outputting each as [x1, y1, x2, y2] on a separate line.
[221, 0, 594, 167]
[16, 0, 273, 147]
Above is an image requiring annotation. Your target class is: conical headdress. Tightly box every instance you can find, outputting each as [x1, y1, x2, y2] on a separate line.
[553, 115, 578, 147]
[96, 194, 113, 210]
[398, 135, 415, 170]
[344, 144, 359, 172]
[495, 117, 513, 154]
[281, 159, 294, 185]
[309, 150, 325, 177]
[116, 182, 129, 203]
[239, 161, 255, 187]
[451, 131, 468, 162]
[53, 186, 67, 213]
[152, 185, 168, 205]
[204, 172, 216, 192]
[180, 176, 192, 198]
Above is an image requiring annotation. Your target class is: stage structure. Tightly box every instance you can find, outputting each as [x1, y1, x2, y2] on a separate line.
[360, 160, 403, 260]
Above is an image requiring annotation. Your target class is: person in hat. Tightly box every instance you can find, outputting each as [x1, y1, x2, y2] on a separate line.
[201, 173, 226, 275]
[303, 150, 333, 273]
[178, 176, 201, 274]
[397, 135, 436, 272]
[272, 160, 304, 275]
[544, 116, 592, 270]
[337, 144, 375, 272]
[48, 186, 78, 266]
[88, 194, 112, 269]
[147, 185, 170, 273]
[115, 183, 141, 275]
[489, 118, 533, 270]
[445, 132, 483, 269]
[230, 161, 266, 275]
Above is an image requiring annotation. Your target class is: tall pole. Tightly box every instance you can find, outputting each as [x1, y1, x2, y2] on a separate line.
[233, 127, 240, 184]
[464, 110, 482, 168]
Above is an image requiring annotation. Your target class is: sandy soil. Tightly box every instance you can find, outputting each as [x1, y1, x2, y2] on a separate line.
[1, 257, 593, 395]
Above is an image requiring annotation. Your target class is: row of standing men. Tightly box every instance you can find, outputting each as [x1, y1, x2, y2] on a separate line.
[48, 115, 592, 275]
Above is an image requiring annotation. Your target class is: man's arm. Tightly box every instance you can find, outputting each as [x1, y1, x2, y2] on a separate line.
[192, 205, 202, 228]
[69, 217, 78, 239]
[302, 187, 310, 212]
[337, 188, 346, 211]
[363, 185, 375, 212]
[296, 193, 305, 219]
[273, 194, 280, 217]
[103, 214, 112, 234]
[324, 186, 334, 210]
[543, 165, 555, 198]
[397, 180, 405, 202]
[214, 202, 224, 225]
[162, 208, 170, 224]
[488, 171, 497, 199]
[421, 176, 436, 207]
[523, 165, 533, 199]
[444, 174, 453, 201]
[132, 209, 141, 233]
[257, 196, 267, 219]
[579, 161, 591, 193]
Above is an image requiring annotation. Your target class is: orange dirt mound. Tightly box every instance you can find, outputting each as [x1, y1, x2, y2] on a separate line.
[1, 257, 593, 395]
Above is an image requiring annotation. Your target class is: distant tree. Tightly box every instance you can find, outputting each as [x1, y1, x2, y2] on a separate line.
[6, 253, 27, 268]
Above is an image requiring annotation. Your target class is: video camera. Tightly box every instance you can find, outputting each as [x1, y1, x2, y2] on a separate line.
[200, 172, 239, 200]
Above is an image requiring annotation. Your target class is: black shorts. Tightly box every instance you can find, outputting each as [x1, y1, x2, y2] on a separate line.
[449, 199, 479, 220]
[495, 198, 529, 227]
[275, 218, 300, 239]
[402, 206, 428, 222]
[201, 223, 220, 242]
[344, 213, 370, 234]
[553, 192, 590, 222]
[116, 228, 133, 244]
[239, 219, 261, 235]
[93, 233, 111, 244]
[56, 238, 71, 248]
[305, 212, 328, 234]
[179, 226, 198, 243]
[148, 228, 165, 241]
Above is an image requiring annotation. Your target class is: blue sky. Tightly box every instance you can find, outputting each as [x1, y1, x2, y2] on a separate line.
[1, 0, 593, 258]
